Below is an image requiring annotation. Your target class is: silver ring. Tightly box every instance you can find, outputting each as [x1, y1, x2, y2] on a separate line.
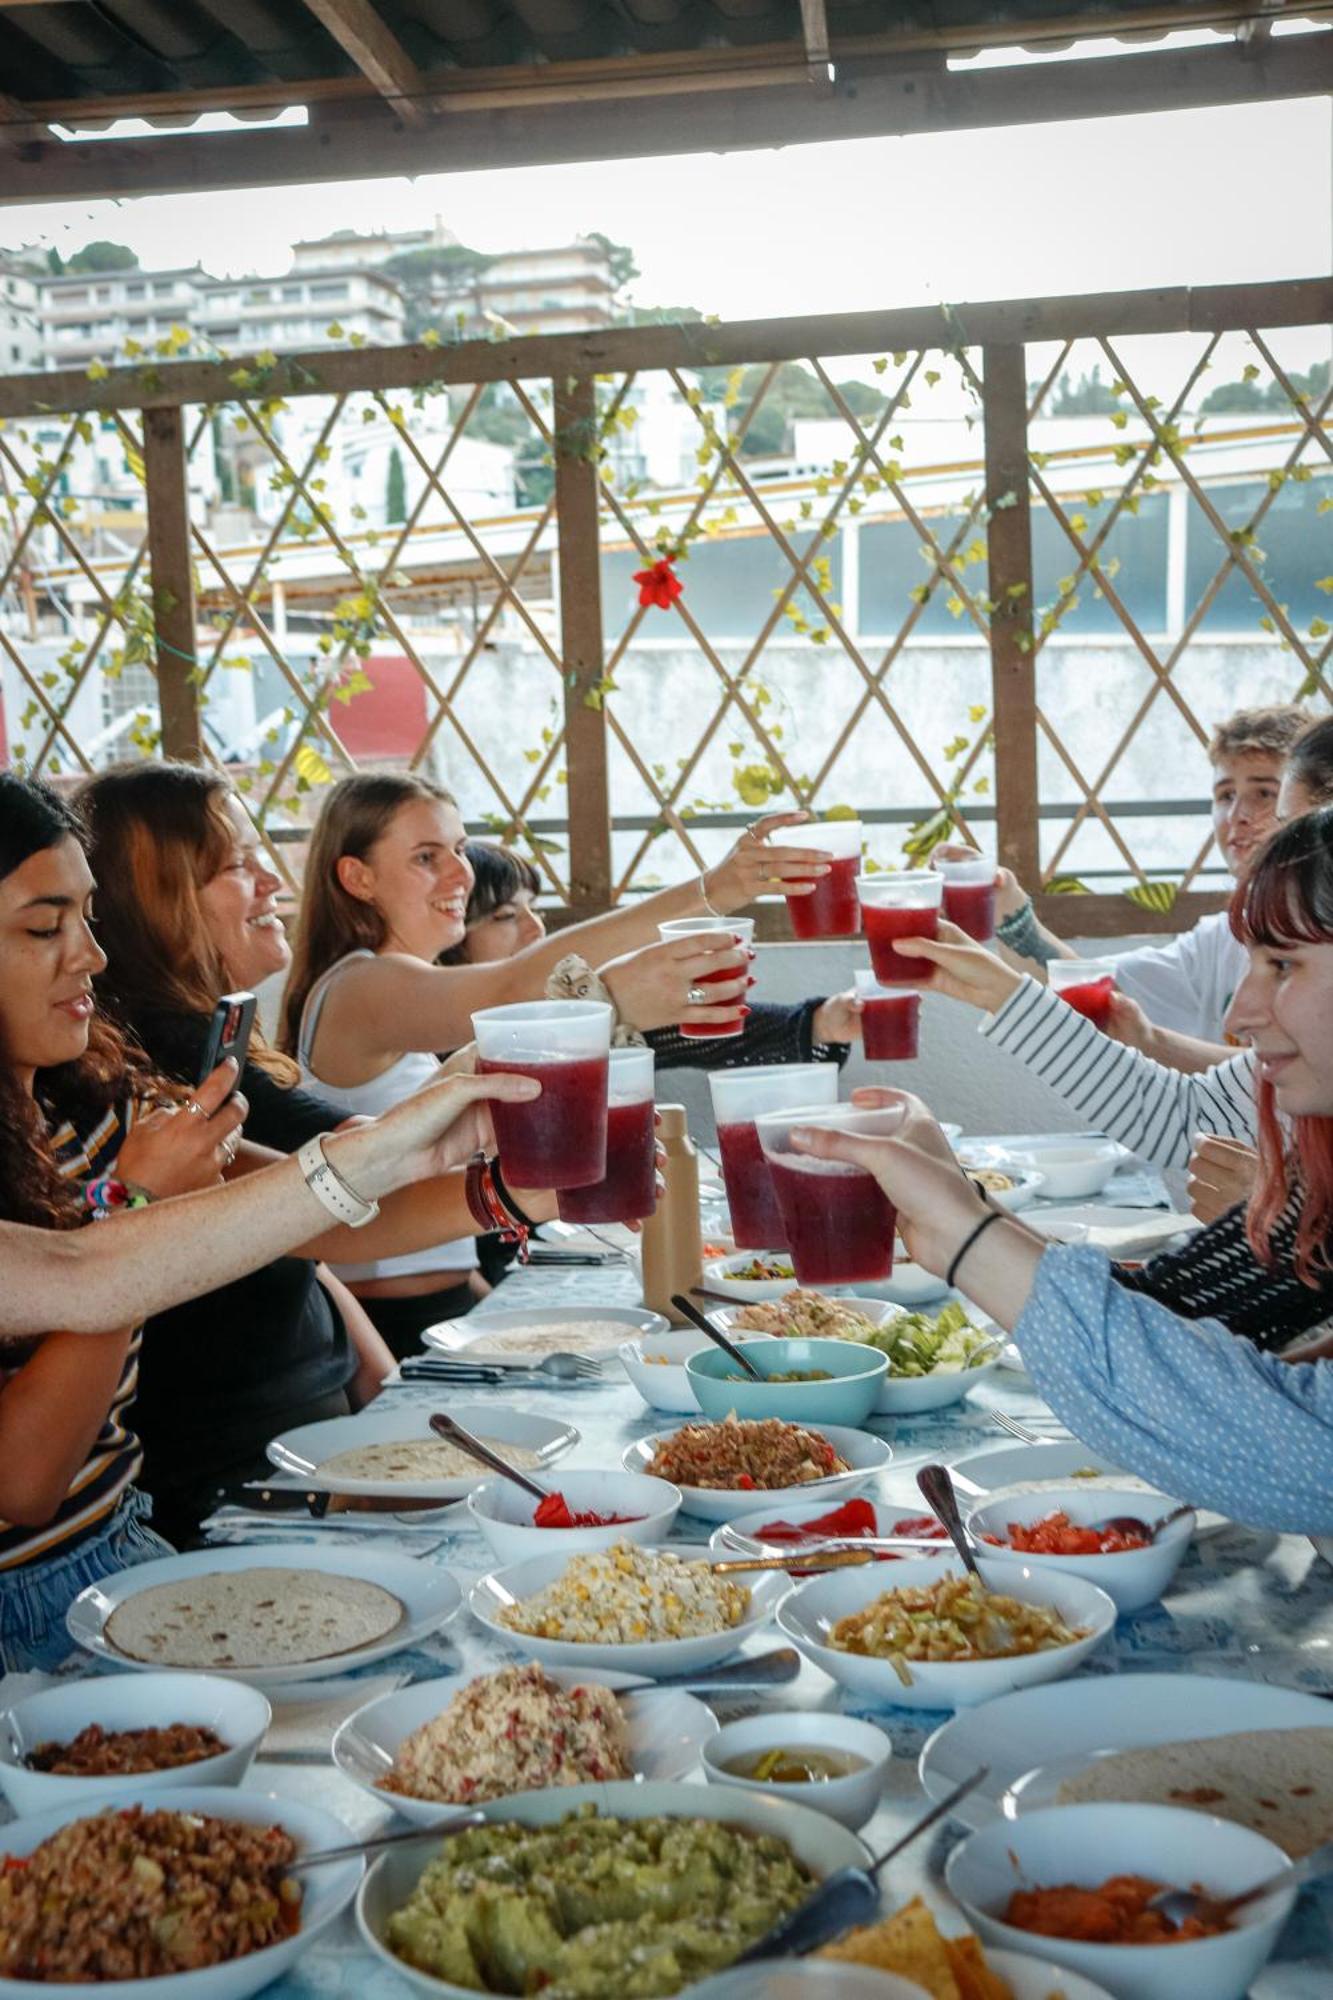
[686, 984, 708, 1006]
[183, 1099, 206, 1118]
[219, 1133, 240, 1164]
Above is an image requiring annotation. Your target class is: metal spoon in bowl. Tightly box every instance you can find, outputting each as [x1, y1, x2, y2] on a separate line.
[1146, 1836, 1333, 1931]
[1091, 1501, 1196, 1542]
[916, 1463, 984, 1579]
[670, 1293, 766, 1380]
[428, 1411, 550, 1505]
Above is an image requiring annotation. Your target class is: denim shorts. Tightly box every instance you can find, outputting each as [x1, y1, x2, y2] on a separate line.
[0, 1489, 173, 1674]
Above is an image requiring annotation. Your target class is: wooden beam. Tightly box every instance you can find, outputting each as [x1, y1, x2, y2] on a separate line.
[3, 30, 1330, 203]
[1034, 889, 1229, 937]
[2, 274, 1329, 424]
[296, 0, 429, 124]
[552, 376, 612, 913]
[142, 406, 203, 762]
[982, 344, 1041, 890]
[798, 0, 832, 86]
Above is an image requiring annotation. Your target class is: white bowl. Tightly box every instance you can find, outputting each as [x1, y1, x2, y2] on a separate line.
[984, 1951, 1115, 2000]
[356, 1778, 872, 2000]
[701, 1710, 891, 1829]
[956, 1150, 1047, 1211]
[623, 1422, 893, 1524]
[778, 1556, 1115, 1709]
[465, 1469, 682, 1563]
[710, 1495, 949, 1563]
[0, 1783, 361, 2000]
[870, 1254, 952, 1308]
[701, 1251, 798, 1303]
[619, 1327, 774, 1414]
[0, 1674, 271, 1817]
[689, 1967, 926, 1998]
[333, 1666, 718, 1822]
[710, 1298, 1001, 1416]
[469, 1549, 790, 1676]
[1008, 1138, 1127, 1200]
[966, 1488, 1194, 1614]
[946, 1802, 1296, 2000]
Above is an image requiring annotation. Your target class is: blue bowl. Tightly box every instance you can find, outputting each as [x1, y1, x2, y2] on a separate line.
[685, 1337, 888, 1428]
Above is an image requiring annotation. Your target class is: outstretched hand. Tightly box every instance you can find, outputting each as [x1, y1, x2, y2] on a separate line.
[887, 923, 1025, 1014]
[116, 1060, 249, 1196]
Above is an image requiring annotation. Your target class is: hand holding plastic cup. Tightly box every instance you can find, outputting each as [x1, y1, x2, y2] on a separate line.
[658, 917, 755, 1039]
[767, 820, 863, 940]
[853, 971, 921, 1061]
[754, 1102, 902, 1286]
[558, 1047, 657, 1224]
[936, 854, 998, 943]
[708, 1062, 839, 1250]
[472, 1000, 612, 1188]
[1049, 957, 1119, 1027]
[856, 872, 943, 986]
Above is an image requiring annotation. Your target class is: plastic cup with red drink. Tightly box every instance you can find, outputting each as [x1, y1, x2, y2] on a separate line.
[473, 1000, 611, 1188]
[853, 970, 921, 1061]
[936, 854, 998, 943]
[558, 1047, 657, 1225]
[1049, 957, 1119, 1028]
[856, 871, 943, 986]
[767, 819, 863, 940]
[708, 1062, 839, 1250]
[754, 1102, 902, 1287]
[658, 916, 755, 1040]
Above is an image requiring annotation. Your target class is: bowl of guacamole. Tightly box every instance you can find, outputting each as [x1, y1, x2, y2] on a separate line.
[355, 1779, 871, 1999]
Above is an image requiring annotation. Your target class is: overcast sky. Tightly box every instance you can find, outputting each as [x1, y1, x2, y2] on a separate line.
[3, 96, 1329, 324]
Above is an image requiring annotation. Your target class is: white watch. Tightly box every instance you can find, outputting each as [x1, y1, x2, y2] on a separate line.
[296, 1134, 380, 1229]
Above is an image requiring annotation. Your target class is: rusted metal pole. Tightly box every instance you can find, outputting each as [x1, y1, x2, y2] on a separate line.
[982, 343, 1040, 888]
[553, 374, 613, 911]
[142, 405, 202, 762]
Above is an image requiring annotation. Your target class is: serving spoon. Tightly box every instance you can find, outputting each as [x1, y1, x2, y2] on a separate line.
[670, 1293, 766, 1380]
[916, 1464, 984, 1579]
[428, 1411, 551, 1506]
[1146, 1837, 1333, 1930]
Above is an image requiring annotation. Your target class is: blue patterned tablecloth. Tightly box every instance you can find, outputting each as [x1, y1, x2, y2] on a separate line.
[35, 1156, 1333, 1996]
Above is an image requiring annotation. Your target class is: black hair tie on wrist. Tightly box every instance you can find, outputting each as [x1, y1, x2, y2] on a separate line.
[945, 1206, 1006, 1291]
[489, 1156, 536, 1231]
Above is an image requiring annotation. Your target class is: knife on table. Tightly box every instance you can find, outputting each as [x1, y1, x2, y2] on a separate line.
[214, 1484, 332, 1517]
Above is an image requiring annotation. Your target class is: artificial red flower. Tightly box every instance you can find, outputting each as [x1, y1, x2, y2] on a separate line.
[633, 553, 684, 610]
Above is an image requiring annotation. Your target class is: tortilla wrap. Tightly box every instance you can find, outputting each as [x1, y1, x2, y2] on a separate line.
[105, 1565, 405, 1668]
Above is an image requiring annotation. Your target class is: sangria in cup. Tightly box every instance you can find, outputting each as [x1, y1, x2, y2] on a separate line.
[473, 1000, 612, 1188]
[709, 1063, 839, 1251]
[755, 1103, 901, 1287]
[853, 971, 921, 1061]
[768, 819, 863, 940]
[937, 854, 997, 943]
[1049, 957, 1118, 1027]
[558, 1047, 657, 1225]
[658, 916, 755, 1040]
[856, 871, 943, 986]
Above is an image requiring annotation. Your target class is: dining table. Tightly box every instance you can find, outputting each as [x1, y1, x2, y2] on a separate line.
[15, 1136, 1333, 1998]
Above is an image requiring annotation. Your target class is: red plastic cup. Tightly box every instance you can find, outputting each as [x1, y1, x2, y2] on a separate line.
[854, 972, 921, 1060]
[709, 1063, 839, 1249]
[472, 1000, 611, 1188]
[856, 872, 943, 986]
[768, 820, 863, 941]
[938, 855, 997, 943]
[558, 1048, 657, 1224]
[1049, 958, 1118, 1028]
[658, 917, 755, 1040]
[754, 1103, 901, 1287]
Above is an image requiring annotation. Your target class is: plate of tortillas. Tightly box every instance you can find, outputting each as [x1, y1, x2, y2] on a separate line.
[920, 1672, 1333, 1843]
[66, 1543, 463, 1685]
[266, 1403, 580, 1500]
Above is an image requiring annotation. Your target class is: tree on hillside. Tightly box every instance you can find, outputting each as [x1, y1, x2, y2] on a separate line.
[385, 244, 494, 340]
[1201, 359, 1330, 414]
[1047, 365, 1119, 415]
[385, 446, 406, 524]
[690, 360, 889, 458]
[67, 241, 140, 273]
[584, 231, 639, 292]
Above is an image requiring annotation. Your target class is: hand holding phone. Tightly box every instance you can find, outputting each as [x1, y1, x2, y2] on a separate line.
[197, 991, 257, 1089]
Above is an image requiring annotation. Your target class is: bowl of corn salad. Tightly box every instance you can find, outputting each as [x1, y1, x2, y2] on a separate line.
[468, 1540, 791, 1676]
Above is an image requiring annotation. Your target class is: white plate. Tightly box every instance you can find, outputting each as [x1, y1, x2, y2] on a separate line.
[949, 1439, 1139, 1498]
[956, 1147, 1047, 1212]
[1025, 1204, 1198, 1258]
[67, 1542, 462, 1687]
[622, 1423, 893, 1524]
[333, 1665, 718, 1823]
[424, 1302, 668, 1362]
[701, 1252, 798, 1303]
[266, 1403, 579, 1499]
[356, 1779, 870, 2000]
[919, 1672, 1333, 1829]
[710, 1299, 1002, 1416]
[0, 1783, 361, 2000]
[985, 1949, 1114, 2000]
[619, 1327, 776, 1415]
[469, 1552, 790, 1676]
[861, 1255, 952, 1308]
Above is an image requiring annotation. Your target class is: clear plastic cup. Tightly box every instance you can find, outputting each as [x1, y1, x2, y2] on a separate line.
[558, 1047, 657, 1224]
[768, 820, 863, 940]
[936, 854, 997, 943]
[658, 916, 755, 1040]
[754, 1102, 902, 1286]
[1049, 957, 1119, 1028]
[708, 1063, 839, 1250]
[473, 1000, 612, 1188]
[856, 871, 943, 987]
[853, 970, 921, 1061]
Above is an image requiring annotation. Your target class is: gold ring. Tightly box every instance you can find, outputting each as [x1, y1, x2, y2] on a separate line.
[183, 1099, 206, 1118]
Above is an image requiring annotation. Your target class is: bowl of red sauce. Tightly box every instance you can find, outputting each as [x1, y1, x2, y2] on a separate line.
[946, 1802, 1295, 2000]
[707, 1495, 951, 1569]
[965, 1487, 1194, 1614]
[467, 1469, 681, 1564]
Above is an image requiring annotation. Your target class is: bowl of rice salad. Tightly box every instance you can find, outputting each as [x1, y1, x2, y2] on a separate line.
[468, 1541, 791, 1676]
[623, 1416, 892, 1524]
[0, 1784, 361, 2000]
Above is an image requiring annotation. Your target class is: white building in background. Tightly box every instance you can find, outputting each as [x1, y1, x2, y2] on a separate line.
[0, 255, 41, 372]
[291, 220, 460, 271]
[196, 267, 405, 356]
[39, 267, 208, 371]
[250, 398, 515, 533]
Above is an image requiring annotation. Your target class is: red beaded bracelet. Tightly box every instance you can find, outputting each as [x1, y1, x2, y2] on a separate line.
[465, 1152, 531, 1264]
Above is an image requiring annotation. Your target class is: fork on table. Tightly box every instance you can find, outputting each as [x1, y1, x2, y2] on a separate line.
[398, 1350, 606, 1386]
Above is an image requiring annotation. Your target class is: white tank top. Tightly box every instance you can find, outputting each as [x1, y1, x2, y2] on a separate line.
[297, 950, 476, 1283]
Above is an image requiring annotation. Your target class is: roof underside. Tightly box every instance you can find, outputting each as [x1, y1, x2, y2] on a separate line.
[0, 1, 1329, 202]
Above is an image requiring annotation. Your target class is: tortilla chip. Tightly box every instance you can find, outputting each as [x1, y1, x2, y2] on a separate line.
[818, 1896, 962, 2000]
[945, 1934, 1014, 2000]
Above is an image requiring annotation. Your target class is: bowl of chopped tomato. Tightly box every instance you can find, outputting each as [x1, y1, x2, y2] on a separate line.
[946, 1801, 1296, 2000]
[964, 1487, 1195, 1614]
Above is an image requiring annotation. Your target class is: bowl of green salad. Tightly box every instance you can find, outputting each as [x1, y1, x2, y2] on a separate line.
[719, 1293, 1001, 1416]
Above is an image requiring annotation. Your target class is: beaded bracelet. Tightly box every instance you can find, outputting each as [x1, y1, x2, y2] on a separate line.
[465, 1152, 532, 1263]
[83, 1175, 154, 1221]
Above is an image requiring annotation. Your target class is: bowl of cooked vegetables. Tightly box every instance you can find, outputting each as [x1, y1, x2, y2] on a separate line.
[686, 1337, 889, 1427]
[701, 1710, 892, 1830]
[701, 1252, 799, 1303]
[965, 1488, 1195, 1614]
[720, 1294, 1002, 1415]
[778, 1556, 1116, 1709]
